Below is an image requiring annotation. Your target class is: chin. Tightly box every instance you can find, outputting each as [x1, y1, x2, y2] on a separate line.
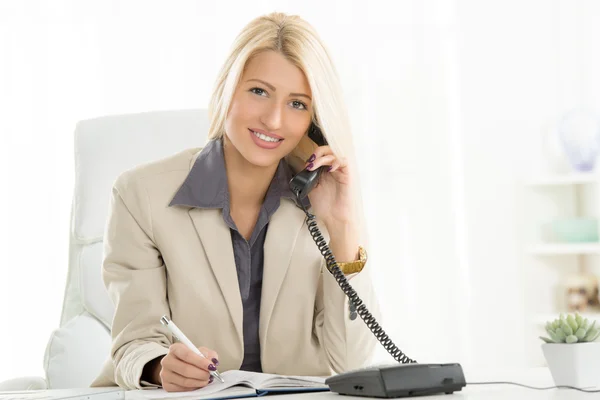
[241, 150, 283, 168]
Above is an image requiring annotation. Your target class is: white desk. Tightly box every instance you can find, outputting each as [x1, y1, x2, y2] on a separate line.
[1, 368, 597, 399]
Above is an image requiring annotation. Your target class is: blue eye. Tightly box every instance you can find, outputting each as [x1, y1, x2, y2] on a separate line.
[250, 87, 267, 96]
[250, 87, 307, 111]
[291, 100, 307, 111]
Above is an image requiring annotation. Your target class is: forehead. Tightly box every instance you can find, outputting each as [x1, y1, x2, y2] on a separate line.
[242, 51, 311, 96]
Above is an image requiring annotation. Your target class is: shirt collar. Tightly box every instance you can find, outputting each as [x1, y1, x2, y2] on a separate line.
[169, 137, 310, 211]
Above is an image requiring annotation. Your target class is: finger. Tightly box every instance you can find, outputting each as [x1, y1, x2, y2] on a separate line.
[328, 159, 342, 173]
[162, 379, 201, 393]
[163, 382, 193, 392]
[170, 343, 212, 371]
[198, 347, 220, 367]
[307, 154, 336, 171]
[162, 356, 210, 381]
[161, 368, 210, 389]
[306, 145, 332, 163]
[330, 157, 348, 173]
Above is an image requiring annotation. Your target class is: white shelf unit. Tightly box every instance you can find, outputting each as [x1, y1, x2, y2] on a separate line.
[522, 171, 600, 366]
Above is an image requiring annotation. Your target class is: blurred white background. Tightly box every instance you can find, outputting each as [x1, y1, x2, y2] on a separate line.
[2, 0, 600, 383]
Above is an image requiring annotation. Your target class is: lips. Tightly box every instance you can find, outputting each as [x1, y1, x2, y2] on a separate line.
[249, 128, 283, 140]
[249, 129, 284, 149]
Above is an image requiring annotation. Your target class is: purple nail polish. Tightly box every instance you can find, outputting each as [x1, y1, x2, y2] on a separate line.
[212, 358, 219, 366]
[308, 154, 316, 162]
[208, 364, 217, 371]
[209, 376, 214, 384]
[328, 166, 333, 172]
[308, 162, 314, 170]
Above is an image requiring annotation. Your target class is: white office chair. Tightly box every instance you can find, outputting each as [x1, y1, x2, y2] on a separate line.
[0, 109, 209, 390]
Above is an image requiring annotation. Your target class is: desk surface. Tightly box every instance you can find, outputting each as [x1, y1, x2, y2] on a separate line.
[1, 368, 597, 400]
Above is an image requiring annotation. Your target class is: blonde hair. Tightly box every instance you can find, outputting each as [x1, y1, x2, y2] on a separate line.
[208, 12, 368, 245]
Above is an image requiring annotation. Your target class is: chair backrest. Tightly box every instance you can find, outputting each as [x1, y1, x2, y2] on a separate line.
[43, 109, 209, 388]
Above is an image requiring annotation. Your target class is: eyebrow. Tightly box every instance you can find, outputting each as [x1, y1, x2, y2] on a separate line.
[245, 78, 312, 101]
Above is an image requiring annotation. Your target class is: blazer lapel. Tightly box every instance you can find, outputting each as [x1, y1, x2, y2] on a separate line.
[260, 199, 307, 344]
[188, 208, 243, 343]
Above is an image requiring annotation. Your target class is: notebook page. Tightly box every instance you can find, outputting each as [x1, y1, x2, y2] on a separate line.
[252, 373, 328, 389]
[206, 370, 327, 389]
[125, 371, 255, 400]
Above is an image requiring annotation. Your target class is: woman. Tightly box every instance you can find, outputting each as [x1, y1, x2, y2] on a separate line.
[91, 11, 380, 392]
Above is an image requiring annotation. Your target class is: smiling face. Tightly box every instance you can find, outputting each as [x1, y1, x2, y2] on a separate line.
[224, 50, 313, 168]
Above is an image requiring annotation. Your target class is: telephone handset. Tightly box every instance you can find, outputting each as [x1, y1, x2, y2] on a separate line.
[289, 124, 466, 398]
[288, 123, 328, 200]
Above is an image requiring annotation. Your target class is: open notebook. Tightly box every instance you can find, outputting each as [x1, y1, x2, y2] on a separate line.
[125, 370, 329, 400]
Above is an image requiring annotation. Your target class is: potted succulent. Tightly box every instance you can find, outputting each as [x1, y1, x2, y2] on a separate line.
[540, 313, 600, 388]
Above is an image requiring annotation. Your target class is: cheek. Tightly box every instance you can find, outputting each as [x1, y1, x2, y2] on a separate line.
[227, 100, 245, 124]
[288, 118, 310, 142]
[225, 104, 247, 139]
[288, 132, 306, 148]
[227, 98, 261, 128]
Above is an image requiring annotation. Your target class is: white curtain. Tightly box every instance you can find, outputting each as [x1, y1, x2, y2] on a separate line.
[352, 2, 472, 367]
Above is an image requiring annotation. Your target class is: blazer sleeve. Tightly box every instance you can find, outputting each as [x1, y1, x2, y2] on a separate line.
[102, 172, 171, 389]
[312, 256, 381, 373]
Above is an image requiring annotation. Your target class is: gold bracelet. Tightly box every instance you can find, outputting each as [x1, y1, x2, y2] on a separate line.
[334, 246, 367, 275]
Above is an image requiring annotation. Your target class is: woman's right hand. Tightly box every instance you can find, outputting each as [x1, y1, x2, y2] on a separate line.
[149, 343, 220, 392]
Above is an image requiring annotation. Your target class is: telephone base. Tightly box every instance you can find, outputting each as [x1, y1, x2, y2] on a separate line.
[325, 363, 466, 398]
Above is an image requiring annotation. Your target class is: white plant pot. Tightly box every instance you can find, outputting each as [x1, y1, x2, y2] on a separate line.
[542, 342, 600, 388]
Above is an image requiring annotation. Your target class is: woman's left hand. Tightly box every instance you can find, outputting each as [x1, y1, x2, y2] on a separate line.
[304, 145, 356, 228]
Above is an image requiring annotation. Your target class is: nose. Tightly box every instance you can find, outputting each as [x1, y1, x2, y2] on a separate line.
[260, 102, 283, 131]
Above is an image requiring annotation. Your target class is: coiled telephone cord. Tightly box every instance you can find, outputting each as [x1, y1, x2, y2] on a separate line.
[296, 192, 417, 365]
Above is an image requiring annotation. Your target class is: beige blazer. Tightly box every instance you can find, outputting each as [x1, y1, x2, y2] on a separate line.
[91, 147, 380, 389]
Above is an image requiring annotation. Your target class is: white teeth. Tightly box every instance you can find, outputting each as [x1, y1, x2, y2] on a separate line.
[252, 130, 281, 143]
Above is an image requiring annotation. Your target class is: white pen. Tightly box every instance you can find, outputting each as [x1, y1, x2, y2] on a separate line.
[160, 315, 225, 383]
